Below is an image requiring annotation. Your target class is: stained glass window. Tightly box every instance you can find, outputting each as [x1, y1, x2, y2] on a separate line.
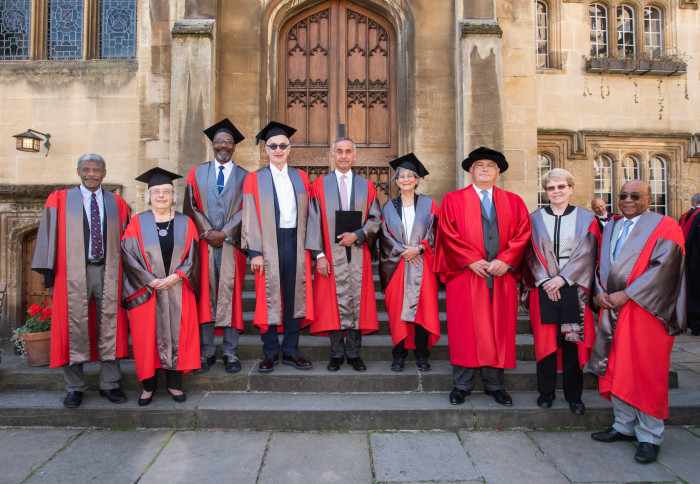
[49, 0, 84, 60]
[0, 0, 31, 60]
[100, 0, 137, 59]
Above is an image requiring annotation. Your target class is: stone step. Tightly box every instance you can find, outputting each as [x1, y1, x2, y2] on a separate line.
[0, 353, 679, 393]
[0, 389, 696, 430]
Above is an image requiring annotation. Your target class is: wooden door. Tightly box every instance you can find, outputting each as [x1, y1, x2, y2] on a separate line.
[278, 0, 397, 168]
[22, 230, 52, 319]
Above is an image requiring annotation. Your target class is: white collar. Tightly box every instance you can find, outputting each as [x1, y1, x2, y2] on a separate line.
[270, 163, 288, 176]
[472, 185, 493, 198]
[79, 184, 102, 199]
[335, 169, 352, 180]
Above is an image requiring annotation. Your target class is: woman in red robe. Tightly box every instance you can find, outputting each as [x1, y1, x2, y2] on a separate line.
[379, 154, 440, 371]
[121, 168, 201, 406]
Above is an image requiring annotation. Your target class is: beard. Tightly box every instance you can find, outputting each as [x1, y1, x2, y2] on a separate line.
[215, 150, 232, 163]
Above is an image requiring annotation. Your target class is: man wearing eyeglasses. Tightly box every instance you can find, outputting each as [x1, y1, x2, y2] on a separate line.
[184, 118, 249, 374]
[241, 121, 314, 372]
[305, 137, 382, 372]
[589, 180, 686, 464]
[434, 147, 531, 407]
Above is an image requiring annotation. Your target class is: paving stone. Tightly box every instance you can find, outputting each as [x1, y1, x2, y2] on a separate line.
[688, 426, 700, 437]
[258, 432, 372, 484]
[459, 430, 568, 484]
[529, 431, 677, 483]
[0, 428, 79, 483]
[27, 429, 171, 484]
[370, 431, 478, 482]
[655, 427, 700, 484]
[141, 430, 269, 483]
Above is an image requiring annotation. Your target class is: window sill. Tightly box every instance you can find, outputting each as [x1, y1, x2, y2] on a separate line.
[585, 58, 687, 76]
[0, 59, 137, 71]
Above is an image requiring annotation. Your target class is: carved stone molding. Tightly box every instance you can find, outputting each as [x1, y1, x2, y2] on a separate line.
[172, 19, 215, 38]
[460, 20, 503, 38]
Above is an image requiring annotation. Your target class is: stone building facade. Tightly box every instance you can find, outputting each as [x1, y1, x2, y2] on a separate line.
[0, 0, 698, 333]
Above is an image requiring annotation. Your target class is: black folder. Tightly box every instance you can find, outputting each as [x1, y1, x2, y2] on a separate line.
[537, 285, 581, 325]
[335, 210, 362, 241]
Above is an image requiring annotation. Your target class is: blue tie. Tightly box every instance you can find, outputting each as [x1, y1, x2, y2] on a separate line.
[481, 190, 491, 220]
[217, 165, 225, 194]
[613, 220, 633, 260]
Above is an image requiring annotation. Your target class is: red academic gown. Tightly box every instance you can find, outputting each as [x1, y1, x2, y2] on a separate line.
[433, 185, 531, 368]
[31, 187, 130, 367]
[121, 213, 201, 381]
[184, 166, 246, 330]
[307, 175, 380, 336]
[592, 214, 686, 419]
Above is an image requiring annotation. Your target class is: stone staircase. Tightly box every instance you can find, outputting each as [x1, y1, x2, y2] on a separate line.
[0, 270, 697, 431]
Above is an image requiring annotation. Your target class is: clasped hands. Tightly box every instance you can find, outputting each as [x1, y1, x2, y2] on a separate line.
[147, 274, 182, 291]
[468, 259, 510, 278]
[203, 230, 227, 248]
[595, 291, 630, 309]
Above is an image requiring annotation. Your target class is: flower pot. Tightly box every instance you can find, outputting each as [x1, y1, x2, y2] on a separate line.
[18, 331, 51, 367]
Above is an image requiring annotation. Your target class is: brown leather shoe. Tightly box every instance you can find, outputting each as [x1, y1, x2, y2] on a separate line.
[258, 357, 279, 372]
[282, 354, 313, 370]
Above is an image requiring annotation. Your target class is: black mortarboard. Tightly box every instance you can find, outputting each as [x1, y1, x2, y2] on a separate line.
[255, 121, 297, 145]
[135, 167, 183, 188]
[461, 147, 508, 173]
[203, 118, 245, 144]
[389, 153, 429, 178]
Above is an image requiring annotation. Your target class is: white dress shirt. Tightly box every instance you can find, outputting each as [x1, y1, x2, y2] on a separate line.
[474, 185, 494, 203]
[213, 160, 234, 188]
[615, 213, 642, 243]
[401, 204, 415, 239]
[270, 163, 297, 228]
[335, 169, 353, 209]
[79, 184, 104, 260]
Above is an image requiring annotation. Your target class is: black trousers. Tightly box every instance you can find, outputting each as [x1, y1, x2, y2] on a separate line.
[261, 228, 301, 358]
[392, 324, 430, 359]
[142, 370, 182, 392]
[536, 340, 583, 403]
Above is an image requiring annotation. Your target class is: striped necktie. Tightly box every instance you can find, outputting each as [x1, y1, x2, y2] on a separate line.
[90, 193, 103, 260]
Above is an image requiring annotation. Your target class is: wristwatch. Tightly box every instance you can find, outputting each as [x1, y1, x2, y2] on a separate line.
[419, 246, 425, 255]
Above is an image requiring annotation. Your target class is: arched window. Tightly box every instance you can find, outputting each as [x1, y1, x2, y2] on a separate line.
[100, 0, 137, 59]
[535, 1, 549, 68]
[537, 153, 552, 208]
[594, 155, 613, 209]
[649, 156, 667, 214]
[0, 0, 31, 60]
[48, 0, 85, 60]
[621, 155, 640, 181]
[616, 5, 635, 57]
[590, 3, 608, 57]
[643, 6, 663, 58]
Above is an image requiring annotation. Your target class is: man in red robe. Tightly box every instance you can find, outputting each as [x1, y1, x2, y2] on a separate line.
[590, 180, 686, 464]
[184, 118, 248, 374]
[305, 137, 381, 372]
[434, 147, 531, 406]
[241, 121, 314, 371]
[680, 193, 700, 335]
[31, 153, 131, 408]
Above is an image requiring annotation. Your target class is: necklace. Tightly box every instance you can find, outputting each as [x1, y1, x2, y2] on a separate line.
[157, 210, 173, 237]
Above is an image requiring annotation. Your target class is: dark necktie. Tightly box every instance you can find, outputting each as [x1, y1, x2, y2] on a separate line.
[90, 193, 103, 260]
[217, 165, 225, 194]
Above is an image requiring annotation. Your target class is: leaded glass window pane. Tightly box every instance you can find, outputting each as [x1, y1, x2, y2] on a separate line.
[621, 155, 639, 181]
[49, 0, 84, 60]
[590, 3, 607, 57]
[537, 153, 552, 208]
[649, 156, 667, 215]
[616, 5, 635, 57]
[644, 7, 662, 58]
[100, 0, 137, 59]
[0, 0, 31, 60]
[594, 155, 613, 210]
[536, 1, 549, 68]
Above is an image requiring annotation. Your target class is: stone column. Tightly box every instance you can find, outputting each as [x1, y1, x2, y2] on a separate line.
[457, 1, 504, 187]
[170, 19, 216, 209]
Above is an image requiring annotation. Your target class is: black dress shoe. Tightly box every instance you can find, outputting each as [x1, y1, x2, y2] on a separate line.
[591, 427, 637, 443]
[537, 393, 555, 408]
[282, 354, 313, 370]
[223, 354, 242, 373]
[485, 389, 513, 406]
[634, 442, 660, 464]
[99, 388, 128, 404]
[449, 387, 469, 405]
[167, 389, 186, 403]
[569, 401, 586, 415]
[327, 357, 343, 372]
[390, 356, 405, 371]
[63, 391, 83, 408]
[193, 354, 216, 374]
[347, 357, 367, 372]
[258, 357, 279, 372]
[138, 393, 153, 407]
[416, 356, 431, 371]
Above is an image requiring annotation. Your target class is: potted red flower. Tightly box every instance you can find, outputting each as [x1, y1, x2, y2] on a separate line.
[12, 301, 52, 366]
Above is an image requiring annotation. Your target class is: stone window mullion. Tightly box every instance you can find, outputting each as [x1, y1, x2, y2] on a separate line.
[30, 0, 48, 60]
[84, 0, 99, 59]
